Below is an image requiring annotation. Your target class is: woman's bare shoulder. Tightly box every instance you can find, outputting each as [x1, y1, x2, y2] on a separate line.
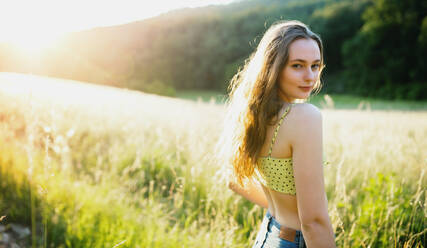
[286, 103, 322, 142]
[288, 103, 322, 122]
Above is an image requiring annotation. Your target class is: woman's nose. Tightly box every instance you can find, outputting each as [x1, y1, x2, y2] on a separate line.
[304, 68, 316, 82]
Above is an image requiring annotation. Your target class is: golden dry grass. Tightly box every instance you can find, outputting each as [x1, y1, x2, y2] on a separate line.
[0, 72, 425, 247]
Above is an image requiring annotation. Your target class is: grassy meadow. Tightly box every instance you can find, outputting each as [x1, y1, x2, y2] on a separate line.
[176, 90, 427, 111]
[0, 72, 426, 247]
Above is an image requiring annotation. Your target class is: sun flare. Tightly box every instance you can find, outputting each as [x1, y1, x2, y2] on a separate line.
[0, 0, 234, 57]
[5, 31, 63, 57]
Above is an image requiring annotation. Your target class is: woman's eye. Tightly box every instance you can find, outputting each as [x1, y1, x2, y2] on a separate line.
[292, 64, 302, 68]
[312, 64, 320, 69]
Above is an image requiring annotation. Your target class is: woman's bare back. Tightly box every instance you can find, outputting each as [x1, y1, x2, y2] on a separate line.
[258, 103, 309, 230]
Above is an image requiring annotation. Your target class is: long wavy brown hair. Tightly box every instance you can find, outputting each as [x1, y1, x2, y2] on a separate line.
[216, 20, 325, 187]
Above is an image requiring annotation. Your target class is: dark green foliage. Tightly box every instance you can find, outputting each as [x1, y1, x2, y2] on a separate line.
[342, 0, 427, 100]
[0, 0, 425, 99]
[310, 0, 370, 72]
[309, 0, 371, 93]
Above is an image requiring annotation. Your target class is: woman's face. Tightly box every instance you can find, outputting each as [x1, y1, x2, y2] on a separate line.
[278, 38, 321, 103]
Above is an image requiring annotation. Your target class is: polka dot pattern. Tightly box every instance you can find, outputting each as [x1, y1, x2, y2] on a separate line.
[255, 103, 330, 196]
[256, 157, 296, 195]
[255, 104, 297, 195]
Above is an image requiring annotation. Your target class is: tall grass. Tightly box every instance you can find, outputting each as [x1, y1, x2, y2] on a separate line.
[0, 72, 426, 247]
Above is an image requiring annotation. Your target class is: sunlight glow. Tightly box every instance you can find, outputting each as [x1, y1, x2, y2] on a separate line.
[0, 0, 234, 56]
[5, 32, 63, 57]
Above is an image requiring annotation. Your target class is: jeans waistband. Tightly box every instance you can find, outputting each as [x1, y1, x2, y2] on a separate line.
[265, 210, 302, 233]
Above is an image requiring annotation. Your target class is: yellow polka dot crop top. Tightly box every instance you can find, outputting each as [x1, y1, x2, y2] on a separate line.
[254, 103, 329, 195]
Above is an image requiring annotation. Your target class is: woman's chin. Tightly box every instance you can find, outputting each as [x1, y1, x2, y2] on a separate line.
[297, 94, 310, 100]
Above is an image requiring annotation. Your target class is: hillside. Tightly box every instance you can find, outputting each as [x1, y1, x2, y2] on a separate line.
[0, 0, 346, 91]
[2, 0, 426, 100]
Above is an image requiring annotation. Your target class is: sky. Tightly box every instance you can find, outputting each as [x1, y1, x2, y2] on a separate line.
[0, 0, 235, 45]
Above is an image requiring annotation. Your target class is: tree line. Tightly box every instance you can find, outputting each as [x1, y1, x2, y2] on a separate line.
[0, 0, 425, 100]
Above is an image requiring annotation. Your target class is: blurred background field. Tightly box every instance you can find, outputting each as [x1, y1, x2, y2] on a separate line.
[0, 73, 426, 247]
[176, 89, 427, 111]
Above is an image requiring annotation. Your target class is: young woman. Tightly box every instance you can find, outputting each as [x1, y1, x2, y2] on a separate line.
[216, 20, 336, 247]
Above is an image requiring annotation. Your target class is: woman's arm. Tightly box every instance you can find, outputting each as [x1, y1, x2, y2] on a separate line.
[228, 177, 268, 209]
[289, 104, 336, 248]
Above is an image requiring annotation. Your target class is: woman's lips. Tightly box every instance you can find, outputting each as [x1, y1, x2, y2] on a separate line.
[299, 86, 312, 92]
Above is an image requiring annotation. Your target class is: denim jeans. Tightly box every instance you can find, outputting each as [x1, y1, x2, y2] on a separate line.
[252, 210, 306, 248]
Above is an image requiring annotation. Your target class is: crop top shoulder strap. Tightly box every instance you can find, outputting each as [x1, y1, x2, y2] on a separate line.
[268, 103, 295, 157]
